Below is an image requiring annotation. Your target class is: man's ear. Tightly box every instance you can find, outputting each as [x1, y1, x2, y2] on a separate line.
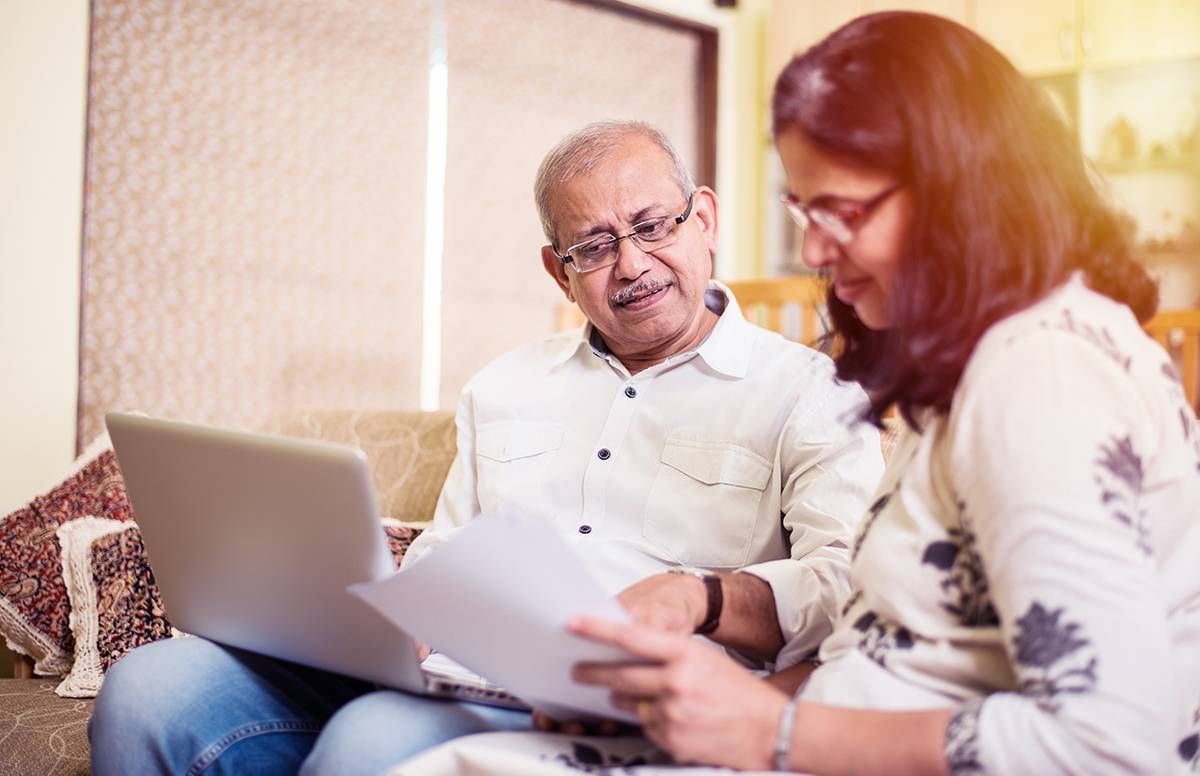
[542, 245, 575, 302]
[692, 186, 719, 257]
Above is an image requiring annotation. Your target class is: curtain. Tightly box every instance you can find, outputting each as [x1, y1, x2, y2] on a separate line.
[79, 0, 709, 438]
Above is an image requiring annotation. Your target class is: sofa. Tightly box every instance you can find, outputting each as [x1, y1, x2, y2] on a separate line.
[0, 409, 901, 775]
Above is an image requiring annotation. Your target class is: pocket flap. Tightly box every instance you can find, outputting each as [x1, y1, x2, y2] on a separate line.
[660, 440, 770, 490]
[477, 421, 564, 462]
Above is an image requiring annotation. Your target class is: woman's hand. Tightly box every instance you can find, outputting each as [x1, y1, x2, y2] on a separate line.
[569, 615, 789, 771]
[530, 709, 640, 737]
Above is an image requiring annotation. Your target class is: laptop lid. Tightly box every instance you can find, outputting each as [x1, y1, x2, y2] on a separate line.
[105, 412, 426, 691]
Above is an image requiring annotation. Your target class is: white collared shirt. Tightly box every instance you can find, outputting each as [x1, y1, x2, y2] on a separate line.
[404, 282, 885, 661]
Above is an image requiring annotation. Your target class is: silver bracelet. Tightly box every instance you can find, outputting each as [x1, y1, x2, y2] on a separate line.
[773, 695, 800, 772]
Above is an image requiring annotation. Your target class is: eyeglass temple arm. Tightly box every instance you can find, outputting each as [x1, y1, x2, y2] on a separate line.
[674, 192, 695, 224]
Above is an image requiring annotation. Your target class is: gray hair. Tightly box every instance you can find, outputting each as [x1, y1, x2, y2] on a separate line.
[533, 120, 696, 248]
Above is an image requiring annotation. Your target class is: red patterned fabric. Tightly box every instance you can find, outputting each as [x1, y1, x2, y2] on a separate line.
[91, 525, 172, 673]
[0, 449, 133, 675]
[1, 443, 422, 683]
[71, 521, 424, 695]
[90, 523, 423, 669]
[383, 523, 424, 569]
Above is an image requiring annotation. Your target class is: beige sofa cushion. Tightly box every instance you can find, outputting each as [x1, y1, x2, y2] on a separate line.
[263, 410, 457, 523]
[0, 679, 91, 775]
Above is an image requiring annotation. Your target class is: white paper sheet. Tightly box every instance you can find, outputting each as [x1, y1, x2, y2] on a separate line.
[348, 512, 641, 723]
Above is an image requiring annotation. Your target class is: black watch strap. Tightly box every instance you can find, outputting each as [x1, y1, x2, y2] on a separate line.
[668, 567, 723, 635]
[695, 572, 723, 635]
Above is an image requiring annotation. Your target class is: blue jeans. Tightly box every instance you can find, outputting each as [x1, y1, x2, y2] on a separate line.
[89, 637, 531, 776]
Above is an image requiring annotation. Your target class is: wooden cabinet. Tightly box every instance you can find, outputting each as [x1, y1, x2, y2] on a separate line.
[766, 0, 972, 88]
[860, 0, 970, 24]
[766, 0, 863, 86]
[759, 0, 1200, 286]
[973, 0, 1200, 73]
[973, 0, 1080, 74]
[1083, 0, 1200, 67]
[767, 0, 1200, 78]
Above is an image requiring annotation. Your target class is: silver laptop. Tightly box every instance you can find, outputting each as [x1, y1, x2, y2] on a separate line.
[106, 411, 526, 711]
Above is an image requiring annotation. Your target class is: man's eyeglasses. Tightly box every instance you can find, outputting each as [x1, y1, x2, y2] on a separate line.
[781, 183, 902, 247]
[555, 193, 695, 274]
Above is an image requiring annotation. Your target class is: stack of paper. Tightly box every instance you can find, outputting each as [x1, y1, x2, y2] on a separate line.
[349, 512, 641, 722]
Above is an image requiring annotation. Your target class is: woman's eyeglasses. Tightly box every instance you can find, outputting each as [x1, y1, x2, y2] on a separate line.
[781, 183, 902, 246]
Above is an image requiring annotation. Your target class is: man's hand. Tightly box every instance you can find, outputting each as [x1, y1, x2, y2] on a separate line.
[414, 640, 431, 662]
[616, 572, 707, 635]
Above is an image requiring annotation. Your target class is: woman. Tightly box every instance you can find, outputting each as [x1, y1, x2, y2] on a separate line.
[569, 11, 1200, 775]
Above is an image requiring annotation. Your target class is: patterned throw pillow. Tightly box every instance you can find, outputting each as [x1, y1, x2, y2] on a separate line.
[52, 516, 424, 698]
[382, 519, 424, 568]
[55, 518, 172, 698]
[0, 437, 133, 676]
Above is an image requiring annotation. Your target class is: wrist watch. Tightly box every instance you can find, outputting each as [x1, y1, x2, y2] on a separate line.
[667, 566, 723, 635]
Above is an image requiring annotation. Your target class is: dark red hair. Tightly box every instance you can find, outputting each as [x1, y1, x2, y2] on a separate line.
[772, 11, 1157, 428]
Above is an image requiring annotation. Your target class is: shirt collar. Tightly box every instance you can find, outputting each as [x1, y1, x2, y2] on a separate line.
[549, 317, 595, 368]
[549, 280, 753, 379]
[693, 280, 752, 379]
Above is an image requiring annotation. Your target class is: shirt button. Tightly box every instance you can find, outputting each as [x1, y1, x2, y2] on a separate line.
[624, 386, 637, 398]
[597, 448, 611, 460]
[578, 524, 592, 535]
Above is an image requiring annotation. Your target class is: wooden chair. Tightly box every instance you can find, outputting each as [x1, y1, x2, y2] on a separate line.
[1146, 309, 1200, 410]
[725, 276, 828, 347]
[556, 300, 587, 331]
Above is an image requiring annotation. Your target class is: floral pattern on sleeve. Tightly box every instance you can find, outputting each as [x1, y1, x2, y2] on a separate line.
[1018, 309, 1132, 372]
[1182, 732, 1199, 771]
[945, 697, 986, 775]
[1012, 602, 1098, 712]
[1094, 435, 1151, 557]
[1181, 700, 1200, 771]
[1161, 361, 1200, 471]
[853, 610, 914, 667]
[840, 589, 862, 619]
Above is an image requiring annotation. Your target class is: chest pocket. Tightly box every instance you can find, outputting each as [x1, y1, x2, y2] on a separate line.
[475, 420, 563, 514]
[643, 438, 771, 568]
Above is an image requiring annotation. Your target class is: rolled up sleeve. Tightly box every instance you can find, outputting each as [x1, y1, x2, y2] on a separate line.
[741, 376, 885, 668]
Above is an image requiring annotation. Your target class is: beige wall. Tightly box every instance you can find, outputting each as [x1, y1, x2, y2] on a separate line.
[0, 1, 90, 514]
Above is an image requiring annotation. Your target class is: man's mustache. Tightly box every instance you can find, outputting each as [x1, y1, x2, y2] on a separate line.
[610, 278, 671, 306]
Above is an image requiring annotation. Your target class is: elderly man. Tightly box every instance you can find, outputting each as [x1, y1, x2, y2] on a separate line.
[90, 121, 883, 776]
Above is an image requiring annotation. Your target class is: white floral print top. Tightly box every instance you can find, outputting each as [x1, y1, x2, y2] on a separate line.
[798, 273, 1200, 775]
